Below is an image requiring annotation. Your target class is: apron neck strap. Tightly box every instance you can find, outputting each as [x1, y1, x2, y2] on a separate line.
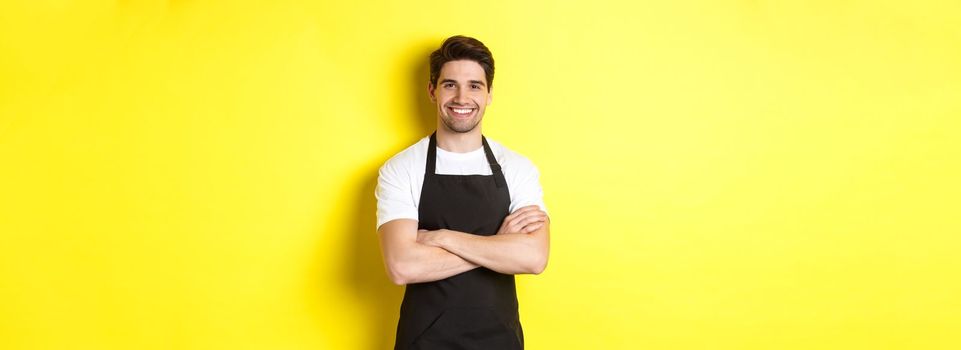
[426, 132, 438, 175]
[425, 132, 507, 188]
[482, 136, 507, 188]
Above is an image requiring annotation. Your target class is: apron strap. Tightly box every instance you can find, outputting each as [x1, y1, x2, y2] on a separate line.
[482, 136, 507, 188]
[425, 132, 507, 188]
[426, 132, 438, 176]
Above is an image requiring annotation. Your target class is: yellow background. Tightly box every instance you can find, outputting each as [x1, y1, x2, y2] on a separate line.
[2, 0, 959, 349]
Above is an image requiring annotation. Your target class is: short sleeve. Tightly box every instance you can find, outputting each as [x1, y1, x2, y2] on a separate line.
[375, 161, 419, 229]
[506, 156, 548, 215]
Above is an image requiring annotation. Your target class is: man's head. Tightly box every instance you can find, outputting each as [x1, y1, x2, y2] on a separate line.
[428, 35, 494, 134]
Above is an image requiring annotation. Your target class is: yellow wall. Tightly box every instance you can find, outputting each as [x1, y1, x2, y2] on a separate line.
[2, 1, 959, 349]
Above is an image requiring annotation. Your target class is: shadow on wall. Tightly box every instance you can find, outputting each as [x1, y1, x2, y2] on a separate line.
[411, 39, 440, 135]
[336, 41, 438, 349]
[341, 173, 402, 349]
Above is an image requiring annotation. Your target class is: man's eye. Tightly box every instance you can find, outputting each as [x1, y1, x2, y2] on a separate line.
[471, 85, 480, 89]
[444, 83, 454, 88]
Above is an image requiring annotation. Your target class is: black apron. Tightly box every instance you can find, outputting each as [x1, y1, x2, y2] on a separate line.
[394, 133, 524, 349]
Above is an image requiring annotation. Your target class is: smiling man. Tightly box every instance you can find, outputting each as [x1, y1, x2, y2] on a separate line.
[375, 35, 550, 349]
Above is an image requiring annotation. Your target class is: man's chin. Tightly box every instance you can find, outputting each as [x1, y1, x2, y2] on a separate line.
[443, 118, 480, 134]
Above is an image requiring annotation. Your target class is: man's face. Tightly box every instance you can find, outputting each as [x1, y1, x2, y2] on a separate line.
[429, 60, 492, 134]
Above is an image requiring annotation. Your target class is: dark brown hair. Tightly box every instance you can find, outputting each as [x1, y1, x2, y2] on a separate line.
[429, 35, 495, 92]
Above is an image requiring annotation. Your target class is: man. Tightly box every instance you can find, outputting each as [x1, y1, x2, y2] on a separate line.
[375, 35, 550, 349]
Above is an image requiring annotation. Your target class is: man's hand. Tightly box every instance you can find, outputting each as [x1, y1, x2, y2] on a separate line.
[497, 205, 547, 235]
[416, 229, 447, 247]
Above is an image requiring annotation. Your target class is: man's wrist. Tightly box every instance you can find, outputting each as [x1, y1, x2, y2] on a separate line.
[436, 229, 453, 248]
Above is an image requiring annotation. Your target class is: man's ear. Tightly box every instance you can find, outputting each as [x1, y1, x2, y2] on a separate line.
[427, 82, 436, 103]
[487, 88, 493, 105]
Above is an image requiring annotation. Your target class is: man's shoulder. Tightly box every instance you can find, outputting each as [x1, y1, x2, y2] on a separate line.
[380, 136, 430, 175]
[487, 137, 538, 173]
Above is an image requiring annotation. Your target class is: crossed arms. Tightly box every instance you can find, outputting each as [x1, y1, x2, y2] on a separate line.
[377, 205, 550, 285]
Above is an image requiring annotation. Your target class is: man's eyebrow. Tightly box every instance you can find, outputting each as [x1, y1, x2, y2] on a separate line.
[439, 79, 487, 86]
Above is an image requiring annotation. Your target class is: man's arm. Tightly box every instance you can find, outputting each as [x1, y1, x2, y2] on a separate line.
[377, 218, 480, 285]
[417, 206, 550, 275]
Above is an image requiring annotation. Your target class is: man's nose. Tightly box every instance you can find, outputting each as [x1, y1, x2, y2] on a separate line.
[453, 88, 468, 103]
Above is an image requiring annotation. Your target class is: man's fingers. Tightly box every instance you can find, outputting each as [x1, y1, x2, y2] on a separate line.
[504, 206, 535, 222]
[505, 217, 545, 235]
[507, 205, 540, 220]
[509, 210, 546, 226]
[513, 214, 546, 229]
[523, 222, 544, 233]
[510, 208, 544, 222]
[499, 206, 545, 234]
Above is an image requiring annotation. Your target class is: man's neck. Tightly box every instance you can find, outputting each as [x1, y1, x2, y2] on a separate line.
[435, 126, 483, 153]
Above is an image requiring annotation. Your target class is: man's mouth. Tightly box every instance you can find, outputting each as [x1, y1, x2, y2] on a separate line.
[447, 106, 476, 118]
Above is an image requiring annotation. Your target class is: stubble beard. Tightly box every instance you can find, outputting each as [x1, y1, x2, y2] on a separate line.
[441, 112, 481, 134]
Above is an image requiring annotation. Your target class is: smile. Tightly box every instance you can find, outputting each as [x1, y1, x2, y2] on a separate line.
[447, 107, 476, 118]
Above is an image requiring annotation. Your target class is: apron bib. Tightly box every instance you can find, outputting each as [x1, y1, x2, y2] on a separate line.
[394, 133, 524, 349]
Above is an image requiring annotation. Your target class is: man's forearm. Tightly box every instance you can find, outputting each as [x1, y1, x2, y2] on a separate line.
[435, 230, 547, 275]
[393, 243, 480, 284]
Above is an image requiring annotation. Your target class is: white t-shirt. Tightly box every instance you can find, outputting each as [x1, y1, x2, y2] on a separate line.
[376, 136, 547, 229]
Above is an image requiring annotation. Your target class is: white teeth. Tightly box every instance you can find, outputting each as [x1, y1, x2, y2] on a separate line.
[451, 108, 473, 114]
